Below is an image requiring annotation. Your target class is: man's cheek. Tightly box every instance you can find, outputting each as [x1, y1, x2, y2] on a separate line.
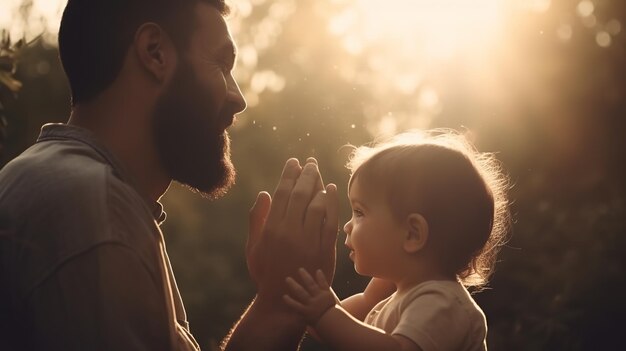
[202, 72, 229, 106]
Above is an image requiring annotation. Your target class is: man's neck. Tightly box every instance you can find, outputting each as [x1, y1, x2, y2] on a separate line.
[68, 102, 171, 202]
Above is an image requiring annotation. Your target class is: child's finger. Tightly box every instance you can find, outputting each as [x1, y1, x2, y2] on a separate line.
[283, 294, 306, 313]
[285, 276, 311, 302]
[315, 269, 330, 290]
[298, 267, 320, 293]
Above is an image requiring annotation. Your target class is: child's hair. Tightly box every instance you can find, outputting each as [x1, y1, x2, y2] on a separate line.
[346, 129, 510, 289]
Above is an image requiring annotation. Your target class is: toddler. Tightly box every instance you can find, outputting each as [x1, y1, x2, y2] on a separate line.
[283, 130, 510, 351]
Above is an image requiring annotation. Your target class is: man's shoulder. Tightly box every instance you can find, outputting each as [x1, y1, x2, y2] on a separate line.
[3, 139, 110, 210]
[0, 138, 147, 230]
[0, 139, 162, 295]
[1, 137, 112, 188]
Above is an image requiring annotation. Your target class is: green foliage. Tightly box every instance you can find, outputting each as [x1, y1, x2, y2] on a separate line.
[0, 30, 24, 156]
[0, 29, 42, 158]
[0, 30, 24, 94]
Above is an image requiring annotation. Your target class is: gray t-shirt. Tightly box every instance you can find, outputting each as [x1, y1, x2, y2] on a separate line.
[0, 123, 199, 350]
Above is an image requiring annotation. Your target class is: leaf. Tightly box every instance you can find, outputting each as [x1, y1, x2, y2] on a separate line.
[0, 71, 22, 93]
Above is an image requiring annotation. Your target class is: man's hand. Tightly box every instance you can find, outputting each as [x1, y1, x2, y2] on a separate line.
[283, 268, 336, 326]
[246, 158, 339, 306]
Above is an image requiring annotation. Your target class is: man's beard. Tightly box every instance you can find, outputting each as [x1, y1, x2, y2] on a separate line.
[153, 60, 235, 199]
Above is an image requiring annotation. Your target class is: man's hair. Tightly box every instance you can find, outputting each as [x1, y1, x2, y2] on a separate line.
[58, 0, 230, 105]
[346, 130, 511, 288]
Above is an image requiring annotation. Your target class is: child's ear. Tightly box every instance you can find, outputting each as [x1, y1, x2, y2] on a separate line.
[404, 213, 429, 254]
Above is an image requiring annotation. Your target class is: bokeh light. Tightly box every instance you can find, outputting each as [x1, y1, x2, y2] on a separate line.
[329, 0, 504, 60]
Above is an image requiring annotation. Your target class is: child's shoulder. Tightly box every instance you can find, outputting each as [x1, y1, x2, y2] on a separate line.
[401, 280, 485, 319]
[393, 281, 487, 351]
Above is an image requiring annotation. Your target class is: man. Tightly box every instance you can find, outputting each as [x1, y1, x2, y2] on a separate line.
[0, 0, 339, 350]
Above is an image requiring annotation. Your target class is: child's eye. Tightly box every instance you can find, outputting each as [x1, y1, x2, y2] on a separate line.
[220, 63, 231, 73]
[353, 209, 364, 217]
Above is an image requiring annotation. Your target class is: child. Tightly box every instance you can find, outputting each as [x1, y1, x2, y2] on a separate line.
[283, 130, 510, 351]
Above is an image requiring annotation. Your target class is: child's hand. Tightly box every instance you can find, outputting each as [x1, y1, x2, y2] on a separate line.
[283, 268, 336, 325]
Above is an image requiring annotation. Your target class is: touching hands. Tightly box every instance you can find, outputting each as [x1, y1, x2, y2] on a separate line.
[246, 158, 339, 307]
[283, 268, 337, 325]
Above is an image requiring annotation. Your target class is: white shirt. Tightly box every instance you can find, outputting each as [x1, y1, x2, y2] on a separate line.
[365, 280, 487, 351]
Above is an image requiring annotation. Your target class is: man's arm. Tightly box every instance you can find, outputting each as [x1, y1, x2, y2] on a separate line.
[221, 296, 306, 350]
[222, 158, 339, 351]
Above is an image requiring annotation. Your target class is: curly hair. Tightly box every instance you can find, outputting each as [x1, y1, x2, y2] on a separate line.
[346, 129, 511, 289]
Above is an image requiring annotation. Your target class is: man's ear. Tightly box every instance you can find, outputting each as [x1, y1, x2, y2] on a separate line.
[133, 23, 176, 83]
[404, 213, 429, 254]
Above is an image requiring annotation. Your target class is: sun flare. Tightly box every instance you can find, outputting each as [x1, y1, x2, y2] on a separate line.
[329, 0, 505, 60]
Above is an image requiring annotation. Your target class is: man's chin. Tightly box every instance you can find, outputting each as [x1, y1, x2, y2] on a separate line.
[186, 157, 236, 200]
[178, 133, 235, 200]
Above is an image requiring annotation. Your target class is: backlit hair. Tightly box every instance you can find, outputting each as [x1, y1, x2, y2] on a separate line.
[346, 129, 511, 288]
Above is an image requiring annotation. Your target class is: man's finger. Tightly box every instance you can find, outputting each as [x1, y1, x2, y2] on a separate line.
[266, 158, 301, 229]
[285, 162, 321, 226]
[321, 184, 339, 241]
[321, 183, 339, 281]
[315, 269, 330, 290]
[247, 191, 271, 253]
[303, 190, 326, 240]
[246, 191, 272, 282]
[305, 157, 324, 192]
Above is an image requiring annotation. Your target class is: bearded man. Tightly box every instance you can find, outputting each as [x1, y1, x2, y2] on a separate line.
[0, 0, 339, 350]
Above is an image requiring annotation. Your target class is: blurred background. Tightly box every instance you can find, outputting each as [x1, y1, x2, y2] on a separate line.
[1, 0, 624, 350]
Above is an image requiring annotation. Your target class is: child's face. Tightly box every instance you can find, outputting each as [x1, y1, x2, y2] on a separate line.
[344, 177, 406, 279]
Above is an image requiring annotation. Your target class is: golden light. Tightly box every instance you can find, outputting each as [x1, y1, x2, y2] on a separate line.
[0, 0, 64, 42]
[329, 0, 505, 61]
[323, 0, 508, 136]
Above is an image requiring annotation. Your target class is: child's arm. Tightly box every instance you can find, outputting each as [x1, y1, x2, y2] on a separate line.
[341, 277, 396, 321]
[283, 268, 422, 351]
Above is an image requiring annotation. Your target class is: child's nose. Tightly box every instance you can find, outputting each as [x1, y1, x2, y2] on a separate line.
[343, 220, 352, 235]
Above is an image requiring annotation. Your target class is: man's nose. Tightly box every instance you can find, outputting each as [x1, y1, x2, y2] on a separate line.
[226, 75, 247, 114]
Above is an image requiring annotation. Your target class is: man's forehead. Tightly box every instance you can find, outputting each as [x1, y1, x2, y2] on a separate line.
[192, 2, 235, 52]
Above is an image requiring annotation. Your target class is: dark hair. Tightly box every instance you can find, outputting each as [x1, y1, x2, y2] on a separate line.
[347, 130, 511, 288]
[58, 0, 230, 105]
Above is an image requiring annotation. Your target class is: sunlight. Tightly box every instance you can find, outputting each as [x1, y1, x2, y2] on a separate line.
[324, 0, 508, 136]
[329, 0, 504, 60]
[0, 0, 64, 42]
